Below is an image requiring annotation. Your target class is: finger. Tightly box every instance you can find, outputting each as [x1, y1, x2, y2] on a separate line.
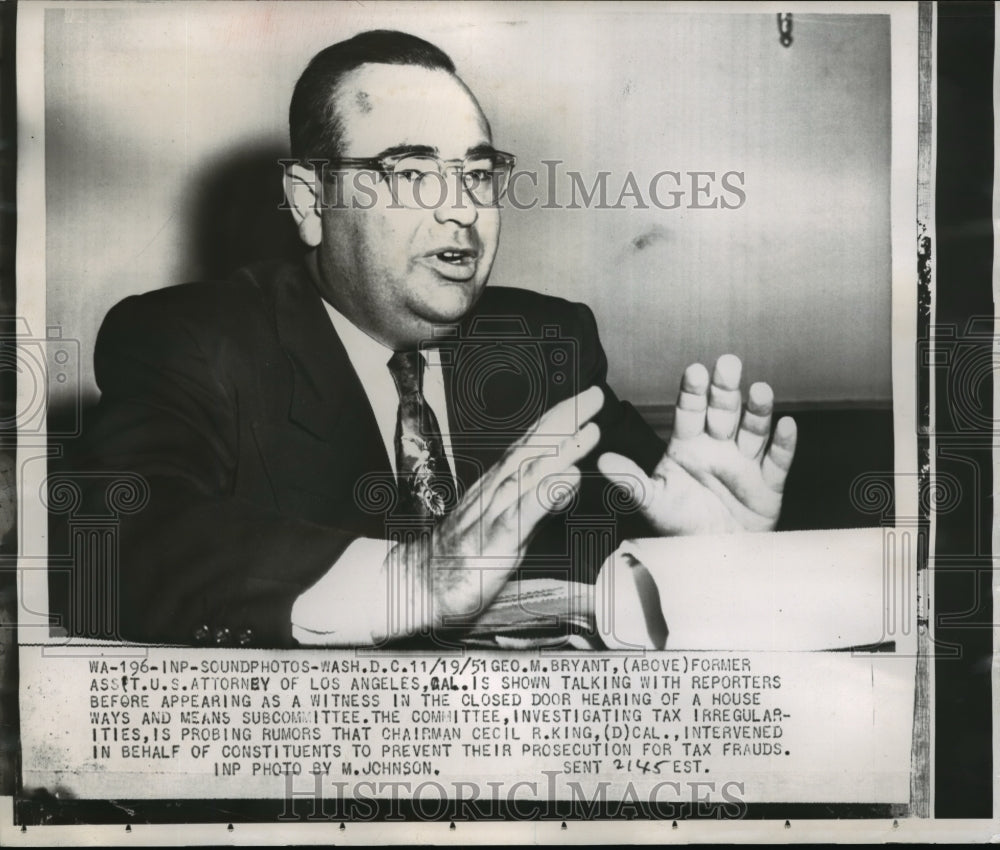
[736, 381, 774, 459]
[596, 451, 653, 511]
[486, 421, 601, 519]
[493, 386, 603, 485]
[462, 386, 604, 511]
[673, 362, 710, 439]
[522, 385, 604, 444]
[511, 465, 583, 533]
[519, 421, 602, 502]
[761, 416, 797, 492]
[706, 354, 743, 441]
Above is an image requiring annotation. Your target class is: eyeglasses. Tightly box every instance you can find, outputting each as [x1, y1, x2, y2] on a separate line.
[323, 148, 517, 209]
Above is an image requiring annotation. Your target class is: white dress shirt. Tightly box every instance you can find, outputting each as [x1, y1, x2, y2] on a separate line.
[291, 302, 456, 646]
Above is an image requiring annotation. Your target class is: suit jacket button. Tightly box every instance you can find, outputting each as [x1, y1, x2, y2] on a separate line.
[237, 629, 253, 647]
[193, 625, 210, 644]
[213, 626, 232, 646]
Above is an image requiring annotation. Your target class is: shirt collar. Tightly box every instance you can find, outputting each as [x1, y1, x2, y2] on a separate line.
[321, 300, 399, 385]
[322, 301, 443, 371]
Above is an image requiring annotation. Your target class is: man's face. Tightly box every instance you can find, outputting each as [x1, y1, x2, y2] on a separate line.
[315, 63, 500, 349]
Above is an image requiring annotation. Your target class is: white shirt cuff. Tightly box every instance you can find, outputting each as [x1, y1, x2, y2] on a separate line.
[291, 537, 394, 646]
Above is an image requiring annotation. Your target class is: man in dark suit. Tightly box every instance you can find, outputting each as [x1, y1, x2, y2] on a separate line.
[66, 30, 796, 648]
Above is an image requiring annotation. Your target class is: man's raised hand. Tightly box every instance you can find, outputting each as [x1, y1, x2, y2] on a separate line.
[383, 385, 604, 639]
[597, 354, 797, 535]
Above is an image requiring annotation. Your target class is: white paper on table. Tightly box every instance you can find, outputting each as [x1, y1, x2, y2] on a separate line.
[595, 527, 916, 651]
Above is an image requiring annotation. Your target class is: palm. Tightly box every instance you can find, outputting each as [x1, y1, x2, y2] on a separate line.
[599, 355, 797, 536]
[647, 431, 783, 534]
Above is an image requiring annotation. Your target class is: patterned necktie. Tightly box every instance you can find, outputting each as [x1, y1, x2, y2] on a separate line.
[387, 350, 455, 519]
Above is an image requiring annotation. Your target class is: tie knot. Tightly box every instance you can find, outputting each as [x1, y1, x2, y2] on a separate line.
[387, 350, 423, 397]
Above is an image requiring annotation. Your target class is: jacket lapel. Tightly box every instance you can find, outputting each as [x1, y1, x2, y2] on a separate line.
[439, 351, 499, 495]
[439, 310, 538, 495]
[270, 262, 390, 474]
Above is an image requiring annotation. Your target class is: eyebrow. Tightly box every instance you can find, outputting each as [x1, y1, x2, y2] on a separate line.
[374, 144, 437, 159]
[372, 143, 499, 159]
[465, 143, 500, 159]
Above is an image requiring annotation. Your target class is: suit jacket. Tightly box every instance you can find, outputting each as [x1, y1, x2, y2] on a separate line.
[58, 260, 666, 647]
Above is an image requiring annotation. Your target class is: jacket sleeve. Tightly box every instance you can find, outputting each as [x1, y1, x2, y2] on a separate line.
[519, 298, 667, 581]
[572, 301, 667, 477]
[67, 294, 357, 648]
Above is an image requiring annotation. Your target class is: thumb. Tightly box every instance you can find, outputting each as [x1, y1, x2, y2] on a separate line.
[597, 452, 654, 511]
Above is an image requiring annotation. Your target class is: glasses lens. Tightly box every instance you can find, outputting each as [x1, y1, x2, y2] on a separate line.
[388, 156, 438, 208]
[461, 157, 506, 206]
[386, 153, 514, 208]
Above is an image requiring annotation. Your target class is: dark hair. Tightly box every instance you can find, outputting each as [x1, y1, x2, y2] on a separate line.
[289, 30, 456, 162]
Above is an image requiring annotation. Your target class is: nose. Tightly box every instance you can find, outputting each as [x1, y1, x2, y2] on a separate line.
[433, 170, 479, 227]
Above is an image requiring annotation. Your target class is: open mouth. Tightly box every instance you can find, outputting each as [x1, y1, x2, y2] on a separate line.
[421, 248, 480, 281]
[434, 249, 477, 265]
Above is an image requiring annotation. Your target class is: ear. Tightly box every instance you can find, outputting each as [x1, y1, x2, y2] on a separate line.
[283, 163, 324, 248]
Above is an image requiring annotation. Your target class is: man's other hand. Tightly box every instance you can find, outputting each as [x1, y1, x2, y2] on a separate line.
[598, 354, 797, 535]
[383, 385, 604, 639]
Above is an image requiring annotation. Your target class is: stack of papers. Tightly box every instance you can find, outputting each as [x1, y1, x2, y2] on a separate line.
[462, 577, 597, 648]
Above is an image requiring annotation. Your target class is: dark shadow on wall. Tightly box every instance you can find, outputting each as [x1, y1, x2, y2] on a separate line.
[47, 143, 307, 440]
[182, 140, 305, 282]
